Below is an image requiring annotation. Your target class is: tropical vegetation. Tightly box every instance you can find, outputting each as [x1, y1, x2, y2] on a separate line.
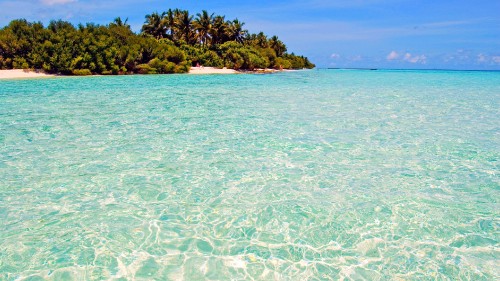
[0, 9, 314, 75]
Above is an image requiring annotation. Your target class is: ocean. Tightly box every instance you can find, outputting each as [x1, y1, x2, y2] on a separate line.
[0, 69, 498, 280]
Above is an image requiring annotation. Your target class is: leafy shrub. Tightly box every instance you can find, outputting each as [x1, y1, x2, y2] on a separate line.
[181, 45, 224, 68]
[219, 42, 268, 70]
[72, 69, 92, 76]
[148, 58, 179, 74]
[259, 47, 276, 67]
[174, 61, 190, 73]
[13, 57, 29, 69]
[163, 62, 176, 73]
[245, 51, 268, 69]
[148, 58, 164, 72]
[136, 63, 157, 74]
[274, 57, 292, 69]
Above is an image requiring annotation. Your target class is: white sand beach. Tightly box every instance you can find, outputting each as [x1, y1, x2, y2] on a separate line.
[0, 67, 283, 79]
[188, 67, 238, 74]
[0, 69, 55, 79]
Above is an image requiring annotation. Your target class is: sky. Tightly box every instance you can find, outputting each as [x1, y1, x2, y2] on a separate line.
[0, 0, 499, 70]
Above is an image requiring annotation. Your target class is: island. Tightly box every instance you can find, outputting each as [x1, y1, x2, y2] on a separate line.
[0, 9, 315, 76]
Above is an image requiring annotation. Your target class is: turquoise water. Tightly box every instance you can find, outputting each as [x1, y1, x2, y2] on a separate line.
[0, 70, 498, 280]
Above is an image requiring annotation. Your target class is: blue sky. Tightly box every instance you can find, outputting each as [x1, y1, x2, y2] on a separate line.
[1, 0, 499, 70]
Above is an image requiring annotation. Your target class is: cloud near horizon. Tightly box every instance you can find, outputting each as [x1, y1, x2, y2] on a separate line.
[386, 51, 399, 60]
[475, 53, 500, 64]
[403, 53, 427, 64]
[386, 51, 426, 64]
[349, 55, 363, 62]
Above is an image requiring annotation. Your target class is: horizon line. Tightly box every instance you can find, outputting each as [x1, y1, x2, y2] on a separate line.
[321, 67, 500, 72]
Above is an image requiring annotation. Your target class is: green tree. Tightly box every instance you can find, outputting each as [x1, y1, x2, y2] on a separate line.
[164, 9, 177, 40]
[194, 10, 213, 46]
[269, 35, 287, 57]
[175, 10, 195, 45]
[227, 19, 247, 44]
[141, 12, 167, 39]
[110, 17, 130, 29]
[211, 15, 228, 45]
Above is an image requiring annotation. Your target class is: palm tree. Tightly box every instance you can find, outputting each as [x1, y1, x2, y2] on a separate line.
[227, 19, 247, 44]
[164, 9, 178, 40]
[175, 10, 195, 44]
[269, 35, 287, 56]
[111, 17, 130, 29]
[255, 32, 269, 48]
[211, 15, 228, 45]
[141, 12, 166, 39]
[194, 10, 214, 46]
[109, 17, 133, 43]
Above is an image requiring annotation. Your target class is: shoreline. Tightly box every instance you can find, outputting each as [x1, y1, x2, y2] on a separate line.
[0, 67, 288, 80]
[188, 67, 238, 75]
[0, 69, 56, 80]
[189, 67, 284, 74]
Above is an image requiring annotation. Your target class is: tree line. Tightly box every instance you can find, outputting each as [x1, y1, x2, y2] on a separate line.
[0, 9, 314, 75]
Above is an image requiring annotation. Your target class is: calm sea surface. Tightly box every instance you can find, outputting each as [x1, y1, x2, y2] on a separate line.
[0, 70, 499, 280]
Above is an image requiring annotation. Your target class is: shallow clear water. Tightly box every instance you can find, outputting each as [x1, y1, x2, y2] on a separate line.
[0, 70, 499, 280]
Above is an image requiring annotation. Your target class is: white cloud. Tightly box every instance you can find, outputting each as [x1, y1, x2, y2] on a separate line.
[386, 51, 427, 64]
[477, 53, 487, 63]
[455, 49, 471, 61]
[476, 54, 500, 65]
[403, 52, 427, 64]
[330, 53, 340, 59]
[443, 49, 472, 63]
[350, 55, 362, 61]
[386, 51, 399, 60]
[41, 0, 76, 5]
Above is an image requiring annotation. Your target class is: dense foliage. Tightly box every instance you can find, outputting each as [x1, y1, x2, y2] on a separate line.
[0, 9, 314, 75]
